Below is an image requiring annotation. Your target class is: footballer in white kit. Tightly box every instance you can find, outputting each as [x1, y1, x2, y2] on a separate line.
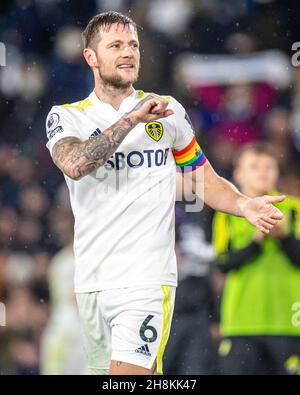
[46, 12, 285, 375]
[46, 90, 206, 374]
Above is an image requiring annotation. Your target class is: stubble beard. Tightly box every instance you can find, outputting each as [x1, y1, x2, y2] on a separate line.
[97, 64, 139, 91]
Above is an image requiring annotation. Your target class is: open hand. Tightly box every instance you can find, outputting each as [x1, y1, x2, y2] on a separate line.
[241, 194, 285, 234]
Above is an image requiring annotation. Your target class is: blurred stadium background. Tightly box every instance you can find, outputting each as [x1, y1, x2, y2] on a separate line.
[0, 0, 300, 375]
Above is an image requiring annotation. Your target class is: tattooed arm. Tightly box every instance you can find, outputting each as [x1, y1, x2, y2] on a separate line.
[51, 94, 174, 180]
[52, 116, 136, 180]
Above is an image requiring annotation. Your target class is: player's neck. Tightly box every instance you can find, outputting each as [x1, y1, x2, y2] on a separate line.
[241, 187, 269, 198]
[94, 81, 134, 111]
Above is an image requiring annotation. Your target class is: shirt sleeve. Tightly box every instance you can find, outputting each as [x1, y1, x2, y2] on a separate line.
[171, 97, 207, 172]
[45, 106, 81, 156]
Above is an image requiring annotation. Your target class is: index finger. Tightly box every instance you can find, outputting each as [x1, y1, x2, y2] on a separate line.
[270, 210, 283, 220]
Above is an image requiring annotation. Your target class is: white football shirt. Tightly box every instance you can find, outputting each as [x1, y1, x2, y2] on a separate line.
[46, 89, 206, 292]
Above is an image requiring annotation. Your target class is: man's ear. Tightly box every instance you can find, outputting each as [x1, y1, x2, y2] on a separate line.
[83, 48, 98, 68]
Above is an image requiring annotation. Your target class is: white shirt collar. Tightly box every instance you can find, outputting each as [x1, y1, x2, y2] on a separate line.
[89, 89, 137, 112]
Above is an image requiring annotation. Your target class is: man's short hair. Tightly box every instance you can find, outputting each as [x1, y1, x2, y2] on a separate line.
[82, 11, 137, 49]
[233, 142, 277, 168]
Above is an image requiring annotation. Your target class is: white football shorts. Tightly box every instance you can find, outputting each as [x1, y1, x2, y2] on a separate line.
[76, 285, 176, 375]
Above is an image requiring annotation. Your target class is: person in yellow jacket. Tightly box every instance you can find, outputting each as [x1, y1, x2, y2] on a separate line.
[212, 143, 300, 375]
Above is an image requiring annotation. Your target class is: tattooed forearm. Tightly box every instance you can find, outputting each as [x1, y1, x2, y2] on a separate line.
[52, 117, 137, 180]
[51, 95, 156, 180]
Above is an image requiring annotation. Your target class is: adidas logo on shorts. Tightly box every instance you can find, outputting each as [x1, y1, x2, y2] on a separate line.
[135, 344, 151, 357]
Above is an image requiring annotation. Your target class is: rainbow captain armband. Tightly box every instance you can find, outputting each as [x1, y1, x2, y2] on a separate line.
[172, 136, 207, 172]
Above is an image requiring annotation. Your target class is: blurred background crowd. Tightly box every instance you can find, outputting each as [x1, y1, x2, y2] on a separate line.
[0, 0, 300, 375]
